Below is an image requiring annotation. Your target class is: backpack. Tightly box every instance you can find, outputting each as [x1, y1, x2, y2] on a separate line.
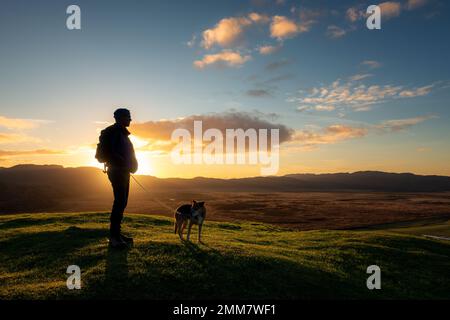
[95, 130, 110, 164]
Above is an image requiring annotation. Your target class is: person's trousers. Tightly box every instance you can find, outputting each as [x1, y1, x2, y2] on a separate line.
[107, 168, 130, 238]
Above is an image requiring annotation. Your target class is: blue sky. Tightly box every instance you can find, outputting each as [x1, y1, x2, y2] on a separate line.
[0, 0, 449, 177]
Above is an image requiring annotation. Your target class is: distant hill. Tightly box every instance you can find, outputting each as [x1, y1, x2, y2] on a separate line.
[1, 164, 450, 213]
[2, 164, 449, 192]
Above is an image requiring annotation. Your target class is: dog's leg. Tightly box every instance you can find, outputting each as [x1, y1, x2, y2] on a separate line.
[187, 220, 193, 241]
[198, 223, 203, 243]
[178, 220, 186, 240]
[174, 220, 178, 234]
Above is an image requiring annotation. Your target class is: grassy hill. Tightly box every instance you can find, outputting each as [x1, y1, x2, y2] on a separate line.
[0, 212, 449, 299]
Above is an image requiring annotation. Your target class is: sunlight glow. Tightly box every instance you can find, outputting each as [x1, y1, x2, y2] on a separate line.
[135, 152, 154, 176]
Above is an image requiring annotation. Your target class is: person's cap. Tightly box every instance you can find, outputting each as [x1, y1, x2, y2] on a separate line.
[113, 108, 131, 119]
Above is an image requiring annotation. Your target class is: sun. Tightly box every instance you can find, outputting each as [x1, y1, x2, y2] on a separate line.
[86, 136, 154, 175]
[134, 151, 154, 176]
[129, 135, 154, 176]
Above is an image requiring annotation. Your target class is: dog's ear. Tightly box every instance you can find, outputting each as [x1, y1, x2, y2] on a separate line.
[192, 200, 197, 206]
[199, 202, 205, 207]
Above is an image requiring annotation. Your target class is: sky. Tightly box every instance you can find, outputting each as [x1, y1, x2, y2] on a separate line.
[0, 0, 449, 178]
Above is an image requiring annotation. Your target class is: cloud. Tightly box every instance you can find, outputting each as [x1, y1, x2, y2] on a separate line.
[0, 149, 65, 159]
[345, 0, 429, 32]
[314, 105, 336, 111]
[93, 121, 112, 125]
[346, 7, 366, 22]
[346, 2, 402, 22]
[289, 78, 437, 113]
[246, 89, 272, 97]
[194, 50, 251, 69]
[200, 13, 270, 50]
[0, 133, 41, 144]
[297, 8, 322, 33]
[193, 9, 319, 68]
[379, 2, 402, 19]
[326, 25, 347, 39]
[248, 12, 271, 24]
[0, 116, 49, 130]
[399, 85, 434, 97]
[201, 17, 252, 49]
[186, 35, 197, 48]
[265, 58, 292, 71]
[0, 115, 52, 145]
[350, 74, 373, 81]
[131, 111, 294, 146]
[361, 60, 382, 69]
[270, 16, 301, 40]
[258, 44, 282, 55]
[130, 110, 436, 156]
[375, 115, 436, 132]
[287, 115, 435, 151]
[290, 125, 368, 150]
[406, 0, 429, 10]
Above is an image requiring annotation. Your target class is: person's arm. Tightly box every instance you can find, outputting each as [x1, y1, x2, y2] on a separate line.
[130, 144, 138, 174]
[103, 129, 126, 166]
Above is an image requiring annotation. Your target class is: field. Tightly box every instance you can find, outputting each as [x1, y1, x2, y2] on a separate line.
[1, 211, 449, 299]
[14, 190, 450, 230]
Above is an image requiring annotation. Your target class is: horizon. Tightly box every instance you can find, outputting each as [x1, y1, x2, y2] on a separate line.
[1, 0, 450, 178]
[2, 162, 450, 179]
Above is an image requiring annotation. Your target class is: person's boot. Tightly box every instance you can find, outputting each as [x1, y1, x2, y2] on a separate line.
[109, 235, 128, 249]
[109, 225, 127, 249]
[120, 233, 134, 244]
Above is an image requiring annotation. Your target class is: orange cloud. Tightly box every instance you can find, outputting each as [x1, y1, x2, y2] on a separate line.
[0, 149, 65, 161]
[287, 114, 434, 151]
[0, 116, 44, 130]
[379, 2, 402, 19]
[248, 12, 270, 24]
[375, 115, 436, 132]
[346, 7, 365, 22]
[194, 50, 251, 69]
[0, 133, 41, 144]
[292, 125, 368, 149]
[201, 13, 270, 50]
[201, 17, 252, 49]
[270, 16, 301, 40]
[347, 1, 428, 24]
[258, 44, 281, 55]
[131, 111, 294, 144]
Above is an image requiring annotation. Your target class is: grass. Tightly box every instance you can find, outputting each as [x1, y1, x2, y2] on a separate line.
[0, 212, 449, 299]
[375, 218, 450, 238]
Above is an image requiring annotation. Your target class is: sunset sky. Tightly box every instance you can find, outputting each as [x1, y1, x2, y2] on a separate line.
[0, 0, 449, 178]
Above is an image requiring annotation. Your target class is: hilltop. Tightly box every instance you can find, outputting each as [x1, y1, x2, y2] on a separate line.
[0, 212, 449, 299]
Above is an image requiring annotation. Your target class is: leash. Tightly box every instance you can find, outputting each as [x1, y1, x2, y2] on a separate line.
[130, 174, 176, 213]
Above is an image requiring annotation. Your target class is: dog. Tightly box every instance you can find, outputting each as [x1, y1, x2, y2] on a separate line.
[174, 200, 206, 242]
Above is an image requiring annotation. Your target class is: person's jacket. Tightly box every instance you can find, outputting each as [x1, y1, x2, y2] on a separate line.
[101, 123, 138, 173]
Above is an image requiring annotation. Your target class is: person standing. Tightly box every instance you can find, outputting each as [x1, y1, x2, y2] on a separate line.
[96, 108, 138, 248]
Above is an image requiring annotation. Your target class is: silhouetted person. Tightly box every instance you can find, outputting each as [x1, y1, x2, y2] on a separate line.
[96, 108, 138, 248]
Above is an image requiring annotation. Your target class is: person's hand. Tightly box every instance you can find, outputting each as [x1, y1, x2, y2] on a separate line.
[130, 157, 138, 174]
